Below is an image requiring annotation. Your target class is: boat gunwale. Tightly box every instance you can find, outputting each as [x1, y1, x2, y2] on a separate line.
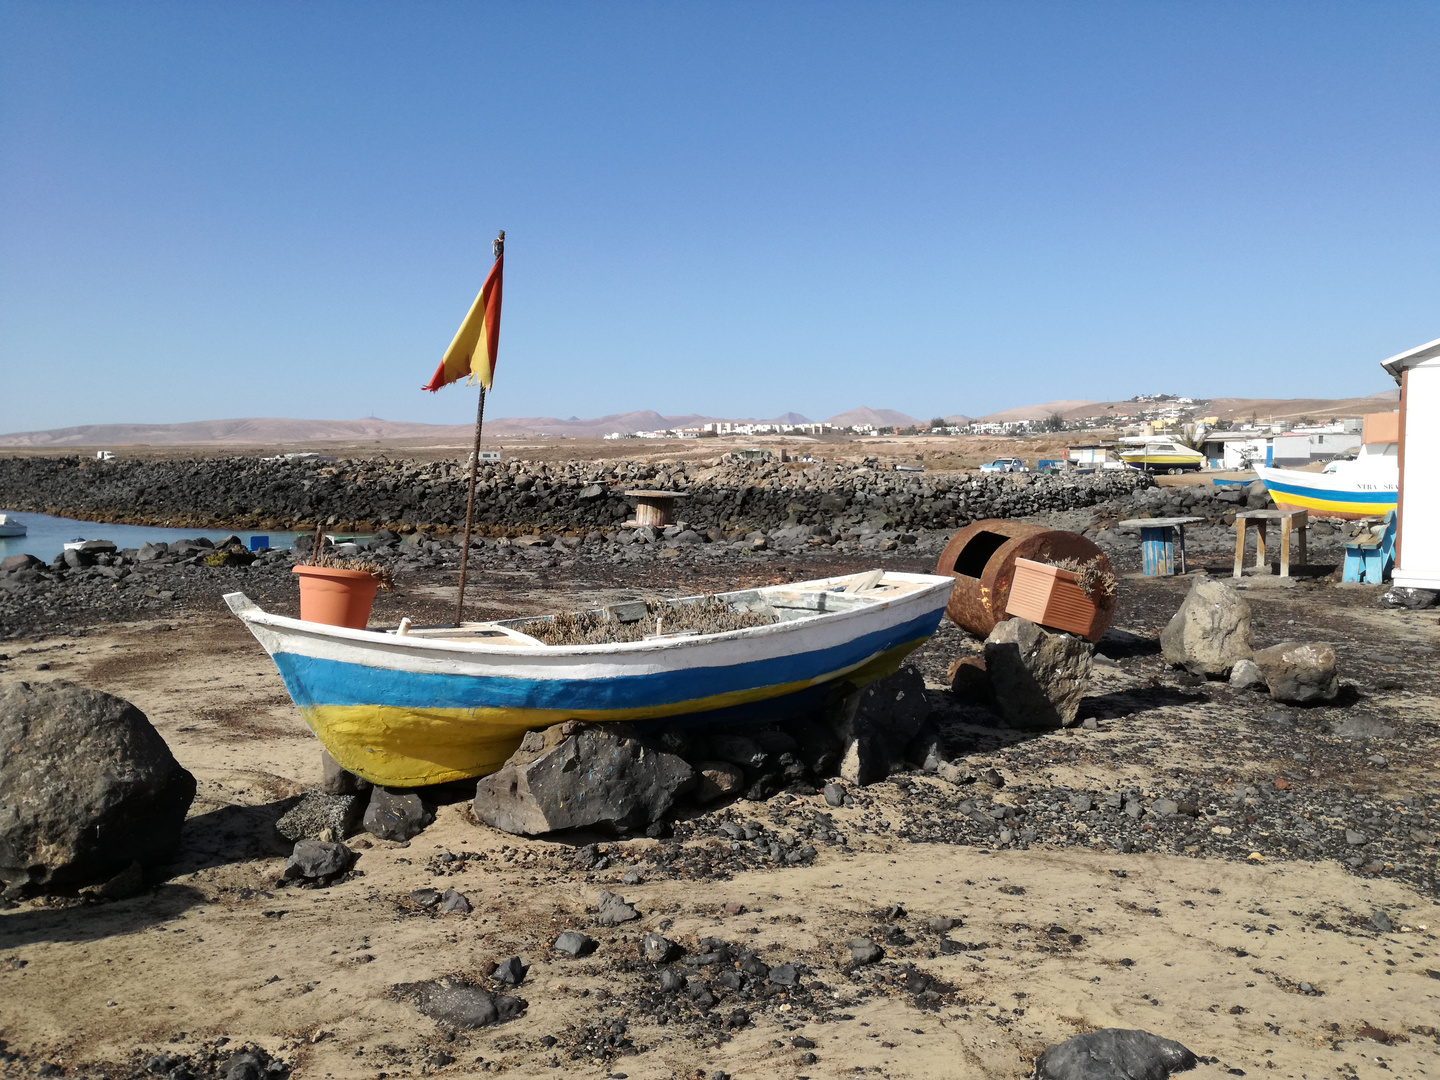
[224, 571, 954, 660]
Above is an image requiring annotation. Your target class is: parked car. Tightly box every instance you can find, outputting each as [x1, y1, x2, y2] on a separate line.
[979, 458, 1027, 473]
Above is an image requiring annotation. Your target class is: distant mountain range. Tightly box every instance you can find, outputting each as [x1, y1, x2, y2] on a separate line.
[0, 391, 1397, 447]
[0, 406, 921, 446]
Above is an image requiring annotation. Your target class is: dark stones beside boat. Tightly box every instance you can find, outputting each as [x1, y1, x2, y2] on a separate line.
[282, 840, 356, 883]
[828, 665, 931, 786]
[692, 760, 745, 803]
[363, 787, 433, 841]
[473, 723, 694, 836]
[275, 791, 364, 842]
[319, 749, 371, 795]
[0, 681, 196, 896]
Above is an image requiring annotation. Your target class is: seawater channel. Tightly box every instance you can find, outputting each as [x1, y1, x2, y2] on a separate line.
[0, 511, 303, 563]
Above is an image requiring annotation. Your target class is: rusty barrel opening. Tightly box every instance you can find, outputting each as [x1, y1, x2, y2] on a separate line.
[935, 519, 1115, 642]
[949, 530, 1009, 578]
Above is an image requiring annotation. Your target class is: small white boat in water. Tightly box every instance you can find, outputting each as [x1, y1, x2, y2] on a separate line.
[227, 569, 955, 787]
[0, 514, 26, 538]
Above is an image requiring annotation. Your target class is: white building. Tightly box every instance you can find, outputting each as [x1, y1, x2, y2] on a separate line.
[1382, 336, 1440, 590]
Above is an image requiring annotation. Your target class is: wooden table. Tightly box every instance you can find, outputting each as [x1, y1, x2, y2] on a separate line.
[1234, 509, 1308, 578]
[622, 490, 690, 529]
[1118, 516, 1205, 575]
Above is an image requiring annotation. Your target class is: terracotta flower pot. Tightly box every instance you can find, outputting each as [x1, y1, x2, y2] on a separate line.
[1004, 557, 1111, 640]
[293, 565, 379, 629]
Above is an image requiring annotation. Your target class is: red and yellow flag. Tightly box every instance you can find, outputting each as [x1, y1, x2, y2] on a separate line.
[424, 252, 504, 392]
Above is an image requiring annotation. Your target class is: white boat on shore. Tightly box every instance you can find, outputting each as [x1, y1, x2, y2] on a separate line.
[226, 569, 955, 787]
[1117, 437, 1205, 473]
[0, 514, 26, 538]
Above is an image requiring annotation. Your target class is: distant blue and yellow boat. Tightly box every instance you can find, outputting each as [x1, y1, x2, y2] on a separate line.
[226, 570, 954, 787]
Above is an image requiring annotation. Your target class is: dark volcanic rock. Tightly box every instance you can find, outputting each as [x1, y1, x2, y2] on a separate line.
[1379, 586, 1437, 609]
[596, 889, 641, 925]
[473, 724, 693, 835]
[0, 681, 196, 895]
[642, 932, 682, 963]
[282, 840, 355, 883]
[1033, 1027, 1198, 1080]
[831, 665, 931, 786]
[1160, 579, 1253, 677]
[396, 979, 527, 1028]
[984, 618, 1093, 729]
[275, 791, 364, 842]
[692, 760, 745, 803]
[363, 787, 433, 841]
[493, 955, 529, 985]
[849, 939, 884, 965]
[552, 931, 598, 957]
[0, 454, 1153, 537]
[439, 887, 471, 914]
[319, 749, 371, 795]
[1252, 641, 1339, 704]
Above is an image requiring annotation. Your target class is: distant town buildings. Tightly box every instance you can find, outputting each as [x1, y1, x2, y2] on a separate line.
[605, 421, 835, 440]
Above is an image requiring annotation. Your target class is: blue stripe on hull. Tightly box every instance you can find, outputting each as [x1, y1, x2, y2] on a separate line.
[1263, 480, 1396, 504]
[272, 608, 945, 712]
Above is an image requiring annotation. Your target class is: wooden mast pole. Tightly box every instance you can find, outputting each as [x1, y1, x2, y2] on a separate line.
[454, 229, 503, 626]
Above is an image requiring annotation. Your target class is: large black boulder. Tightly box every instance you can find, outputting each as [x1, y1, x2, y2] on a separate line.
[828, 665, 932, 785]
[1033, 1028, 1198, 1080]
[474, 723, 693, 835]
[0, 681, 196, 895]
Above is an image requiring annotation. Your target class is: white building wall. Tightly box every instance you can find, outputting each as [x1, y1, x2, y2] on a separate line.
[1395, 360, 1440, 588]
[1222, 438, 1269, 470]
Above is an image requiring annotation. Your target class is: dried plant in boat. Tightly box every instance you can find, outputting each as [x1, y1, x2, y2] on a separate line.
[516, 595, 776, 646]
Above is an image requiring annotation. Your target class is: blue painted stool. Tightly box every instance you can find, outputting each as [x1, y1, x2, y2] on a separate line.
[1342, 511, 1395, 584]
[1119, 516, 1204, 575]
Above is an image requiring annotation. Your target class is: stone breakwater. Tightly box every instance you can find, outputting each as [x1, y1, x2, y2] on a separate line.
[0, 455, 1154, 534]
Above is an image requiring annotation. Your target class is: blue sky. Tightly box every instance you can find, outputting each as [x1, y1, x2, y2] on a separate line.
[2, 1, 1435, 432]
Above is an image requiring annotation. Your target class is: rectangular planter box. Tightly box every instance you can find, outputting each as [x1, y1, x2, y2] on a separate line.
[1005, 557, 1106, 639]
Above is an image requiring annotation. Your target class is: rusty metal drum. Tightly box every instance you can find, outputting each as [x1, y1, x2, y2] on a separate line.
[934, 520, 1114, 640]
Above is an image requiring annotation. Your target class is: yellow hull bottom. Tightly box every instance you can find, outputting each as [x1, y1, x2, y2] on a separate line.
[302, 638, 926, 787]
[1270, 492, 1397, 520]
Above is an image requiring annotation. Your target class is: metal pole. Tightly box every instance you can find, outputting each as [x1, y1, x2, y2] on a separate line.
[454, 385, 486, 625]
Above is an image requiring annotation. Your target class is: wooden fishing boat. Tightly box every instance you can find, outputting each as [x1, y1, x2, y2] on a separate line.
[1255, 439, 1398, 520]
[226, 569, 954, 787]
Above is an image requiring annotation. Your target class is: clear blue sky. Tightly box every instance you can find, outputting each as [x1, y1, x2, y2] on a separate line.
[2, 1, 1435, 433]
